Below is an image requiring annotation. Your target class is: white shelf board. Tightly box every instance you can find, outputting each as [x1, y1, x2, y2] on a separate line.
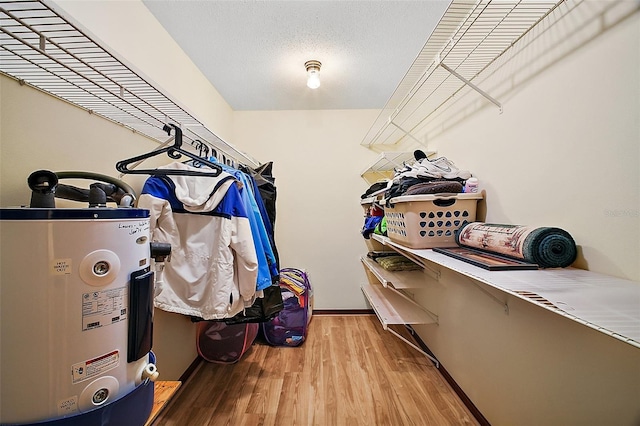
[360, 256, 426, 290]
[361, 282, 436, 329]
[372, 235, 640, 349]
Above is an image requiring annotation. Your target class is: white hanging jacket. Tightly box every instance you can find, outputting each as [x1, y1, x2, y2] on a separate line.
[138, 162, 258, 320]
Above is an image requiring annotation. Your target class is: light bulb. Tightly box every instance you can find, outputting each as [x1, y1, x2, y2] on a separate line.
[305, 60, 321, 89]
[307, 70, 320, 89]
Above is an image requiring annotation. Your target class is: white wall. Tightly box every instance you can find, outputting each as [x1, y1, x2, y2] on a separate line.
[398, 3, 640, 425]
[402, 1, 640, 282]
[234, 110, 380, 309]
[413, 269, 640, 426]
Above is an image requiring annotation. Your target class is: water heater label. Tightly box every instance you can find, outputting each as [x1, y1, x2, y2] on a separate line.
[50, 258, 72, 275]
[57, 396, 78, 415]
[117, 220, 150, 237]
[71, 350, 119, 384]
[82, 286, 128, 331]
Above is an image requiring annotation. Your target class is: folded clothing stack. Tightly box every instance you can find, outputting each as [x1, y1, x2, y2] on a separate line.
[374, 255, 422, 272]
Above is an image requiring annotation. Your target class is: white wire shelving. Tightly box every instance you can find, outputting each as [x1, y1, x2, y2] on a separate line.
[360, 151, 414, 181]
[372, 234, 640, 350]
[361, 0, 562, 147]
[360, 150, 438, 184]
[0, 0, 259, 167]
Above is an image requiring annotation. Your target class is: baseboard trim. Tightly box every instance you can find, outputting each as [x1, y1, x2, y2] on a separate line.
[156, 356, 203, 422]
[178, 356, 204, 383]
[314, 309, 375, 315]
[405, 325, 491, 426]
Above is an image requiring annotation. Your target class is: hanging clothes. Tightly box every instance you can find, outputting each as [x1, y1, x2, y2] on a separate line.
[217, 161, 278, 291]
[216, 160, 284, 325]
[138, 162, 258, 320]
[240, 162, 280, 274]
[242, 162, 277, 230]
[246, 172, 279, 279]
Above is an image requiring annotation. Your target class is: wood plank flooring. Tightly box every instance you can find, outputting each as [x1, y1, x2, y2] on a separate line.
[145, 381, 182, 426]
[154, 315, 479, 426]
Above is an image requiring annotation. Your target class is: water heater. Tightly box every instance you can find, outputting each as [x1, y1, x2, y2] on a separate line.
[0, 172, 160, 426]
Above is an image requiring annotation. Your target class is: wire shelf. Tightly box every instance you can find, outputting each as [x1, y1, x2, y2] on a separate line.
[0, 0, 259, 166]
[360, 151, 438, 183]
[361, 151, 415, 176]
[361, 0, 562, 147]
[373, 235, 640, 350]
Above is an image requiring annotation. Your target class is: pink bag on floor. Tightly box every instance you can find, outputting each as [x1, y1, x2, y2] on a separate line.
[196, 321, 258, 364]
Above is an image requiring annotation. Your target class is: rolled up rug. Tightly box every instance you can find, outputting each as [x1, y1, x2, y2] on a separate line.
[455, 222, 577, 268]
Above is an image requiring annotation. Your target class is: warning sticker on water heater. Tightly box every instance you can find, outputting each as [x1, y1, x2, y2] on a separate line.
[82, 287, 127, 331]
[50, 258, 72, 275]
[71, 350, 119, 384]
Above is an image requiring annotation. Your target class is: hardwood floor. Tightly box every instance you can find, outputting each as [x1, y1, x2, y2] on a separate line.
[154, 315, 479, 426]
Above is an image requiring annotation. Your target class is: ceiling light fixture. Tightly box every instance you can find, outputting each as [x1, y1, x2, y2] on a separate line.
[305, 60, 321, 89]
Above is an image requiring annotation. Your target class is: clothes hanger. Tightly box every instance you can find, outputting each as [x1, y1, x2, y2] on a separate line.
[193, 140, 209, 159]
[115, 123, 223, 177]
[188, 140, 210, 168]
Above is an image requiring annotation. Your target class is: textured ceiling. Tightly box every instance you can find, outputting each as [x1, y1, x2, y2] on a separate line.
[142, 0, 450, 111]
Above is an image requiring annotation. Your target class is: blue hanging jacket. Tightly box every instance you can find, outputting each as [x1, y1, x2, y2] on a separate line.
[218, 162, 277, 291]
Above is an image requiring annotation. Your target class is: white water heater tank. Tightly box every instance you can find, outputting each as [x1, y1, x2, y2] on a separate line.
[0, 208, 155, 424]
